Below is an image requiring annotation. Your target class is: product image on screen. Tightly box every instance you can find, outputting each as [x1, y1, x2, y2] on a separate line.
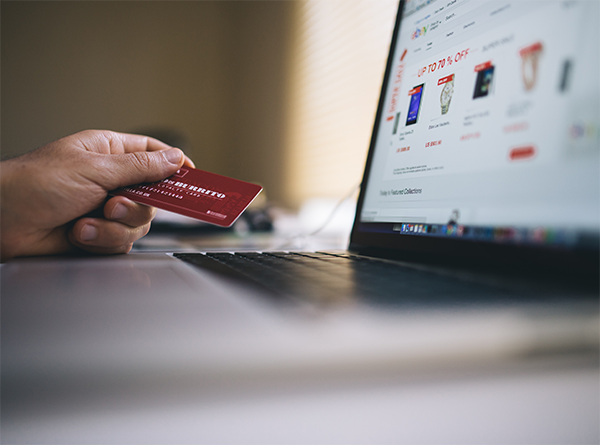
[439, 74, 455, 115]
[406, 84, 424, 125]
[473, 64, 494, 99]
[392, 112, 401, 134]
[519, 42, 543, 91]
[559, 59, 572, 92]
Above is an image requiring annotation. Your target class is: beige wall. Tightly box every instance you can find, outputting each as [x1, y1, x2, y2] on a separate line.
[1, 1, 292, 206]
[228, 2, 291, 206]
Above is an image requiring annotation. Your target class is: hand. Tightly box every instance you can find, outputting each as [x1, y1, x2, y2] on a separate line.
[1, 130, 195, 261]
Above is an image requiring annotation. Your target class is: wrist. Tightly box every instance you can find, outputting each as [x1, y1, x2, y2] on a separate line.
[0, 161, 10, 263]
[1, 160, 19, 261]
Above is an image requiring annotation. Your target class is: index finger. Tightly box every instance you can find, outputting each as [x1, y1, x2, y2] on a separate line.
[113, 132, 196, 168]
[113, 132, 174, 153]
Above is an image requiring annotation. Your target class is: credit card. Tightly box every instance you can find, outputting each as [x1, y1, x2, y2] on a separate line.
[111, 167, 263, 227]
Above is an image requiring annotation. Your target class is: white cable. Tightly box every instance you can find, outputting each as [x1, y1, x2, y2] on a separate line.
[272, 182, 361, 250]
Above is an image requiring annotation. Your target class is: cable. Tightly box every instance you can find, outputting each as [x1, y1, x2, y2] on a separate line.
[271, 182, 361, 250]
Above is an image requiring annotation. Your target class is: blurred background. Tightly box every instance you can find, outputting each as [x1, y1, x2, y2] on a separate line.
[2, 0, 397, 211]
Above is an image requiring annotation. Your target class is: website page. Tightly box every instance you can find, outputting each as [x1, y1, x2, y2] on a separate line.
[360, 0, 599, 246]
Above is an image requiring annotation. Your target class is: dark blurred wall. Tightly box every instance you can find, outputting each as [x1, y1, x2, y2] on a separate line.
[1, 1, 291, 205]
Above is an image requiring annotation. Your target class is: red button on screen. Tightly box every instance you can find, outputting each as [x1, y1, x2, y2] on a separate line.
[509, 146, 536, 161]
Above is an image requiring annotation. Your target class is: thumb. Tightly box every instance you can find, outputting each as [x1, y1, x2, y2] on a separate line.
[91, 148, 185, 191]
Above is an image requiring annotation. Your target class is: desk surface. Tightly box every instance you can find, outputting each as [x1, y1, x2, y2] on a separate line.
[2, 236, 598, 444]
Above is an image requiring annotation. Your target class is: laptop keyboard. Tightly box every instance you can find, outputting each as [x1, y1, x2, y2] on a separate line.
[174, 251, 514, 307]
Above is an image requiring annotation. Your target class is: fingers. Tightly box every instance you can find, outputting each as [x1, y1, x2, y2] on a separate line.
[69, 217, 152, 255]
[103, 196, 156, 228]
[109, 131, 195, 167]
[183, 154, 196, 168]
[72, 130, 173, 155]
[69, 197, 156, 254]
[113, 132, 174, 153]
[71, 131, 196, 189]
[87, 147, 185, 191]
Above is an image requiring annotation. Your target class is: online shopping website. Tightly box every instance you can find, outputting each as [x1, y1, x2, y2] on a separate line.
[360, 0, 599, 247]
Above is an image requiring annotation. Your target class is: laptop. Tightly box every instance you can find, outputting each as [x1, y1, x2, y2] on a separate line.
[2, 0, 599, 441]
[174, 0, 599, 304]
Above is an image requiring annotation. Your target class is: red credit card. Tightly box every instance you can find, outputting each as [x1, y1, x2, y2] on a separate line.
[111, 167, 263, 227]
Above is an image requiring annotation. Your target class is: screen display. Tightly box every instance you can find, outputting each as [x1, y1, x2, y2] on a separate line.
[359, 0, 599, 249]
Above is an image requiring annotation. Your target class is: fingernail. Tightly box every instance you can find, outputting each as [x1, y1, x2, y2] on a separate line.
[111, 203, 128, 220]
[81, 224, 98, 241]
[163, 148, 182, 165]
[185, 155, 196, 168]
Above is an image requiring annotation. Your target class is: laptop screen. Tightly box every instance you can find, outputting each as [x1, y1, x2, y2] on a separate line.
[355, 0, 599, 255]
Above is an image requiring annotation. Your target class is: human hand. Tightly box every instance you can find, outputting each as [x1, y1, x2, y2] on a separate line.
[1, 130, 195, 261]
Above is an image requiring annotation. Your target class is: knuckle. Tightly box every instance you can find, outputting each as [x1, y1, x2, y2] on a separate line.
[101, 225, 133, 248]
[116, 229, 134, 247]
[78, 129, 100, 140]
[123, 203, 155, 226]
[113, 243, 133, 255]
[131, 151, 153, 171]
[140, 206, 156, 224]
[140, 223, 151, 237]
